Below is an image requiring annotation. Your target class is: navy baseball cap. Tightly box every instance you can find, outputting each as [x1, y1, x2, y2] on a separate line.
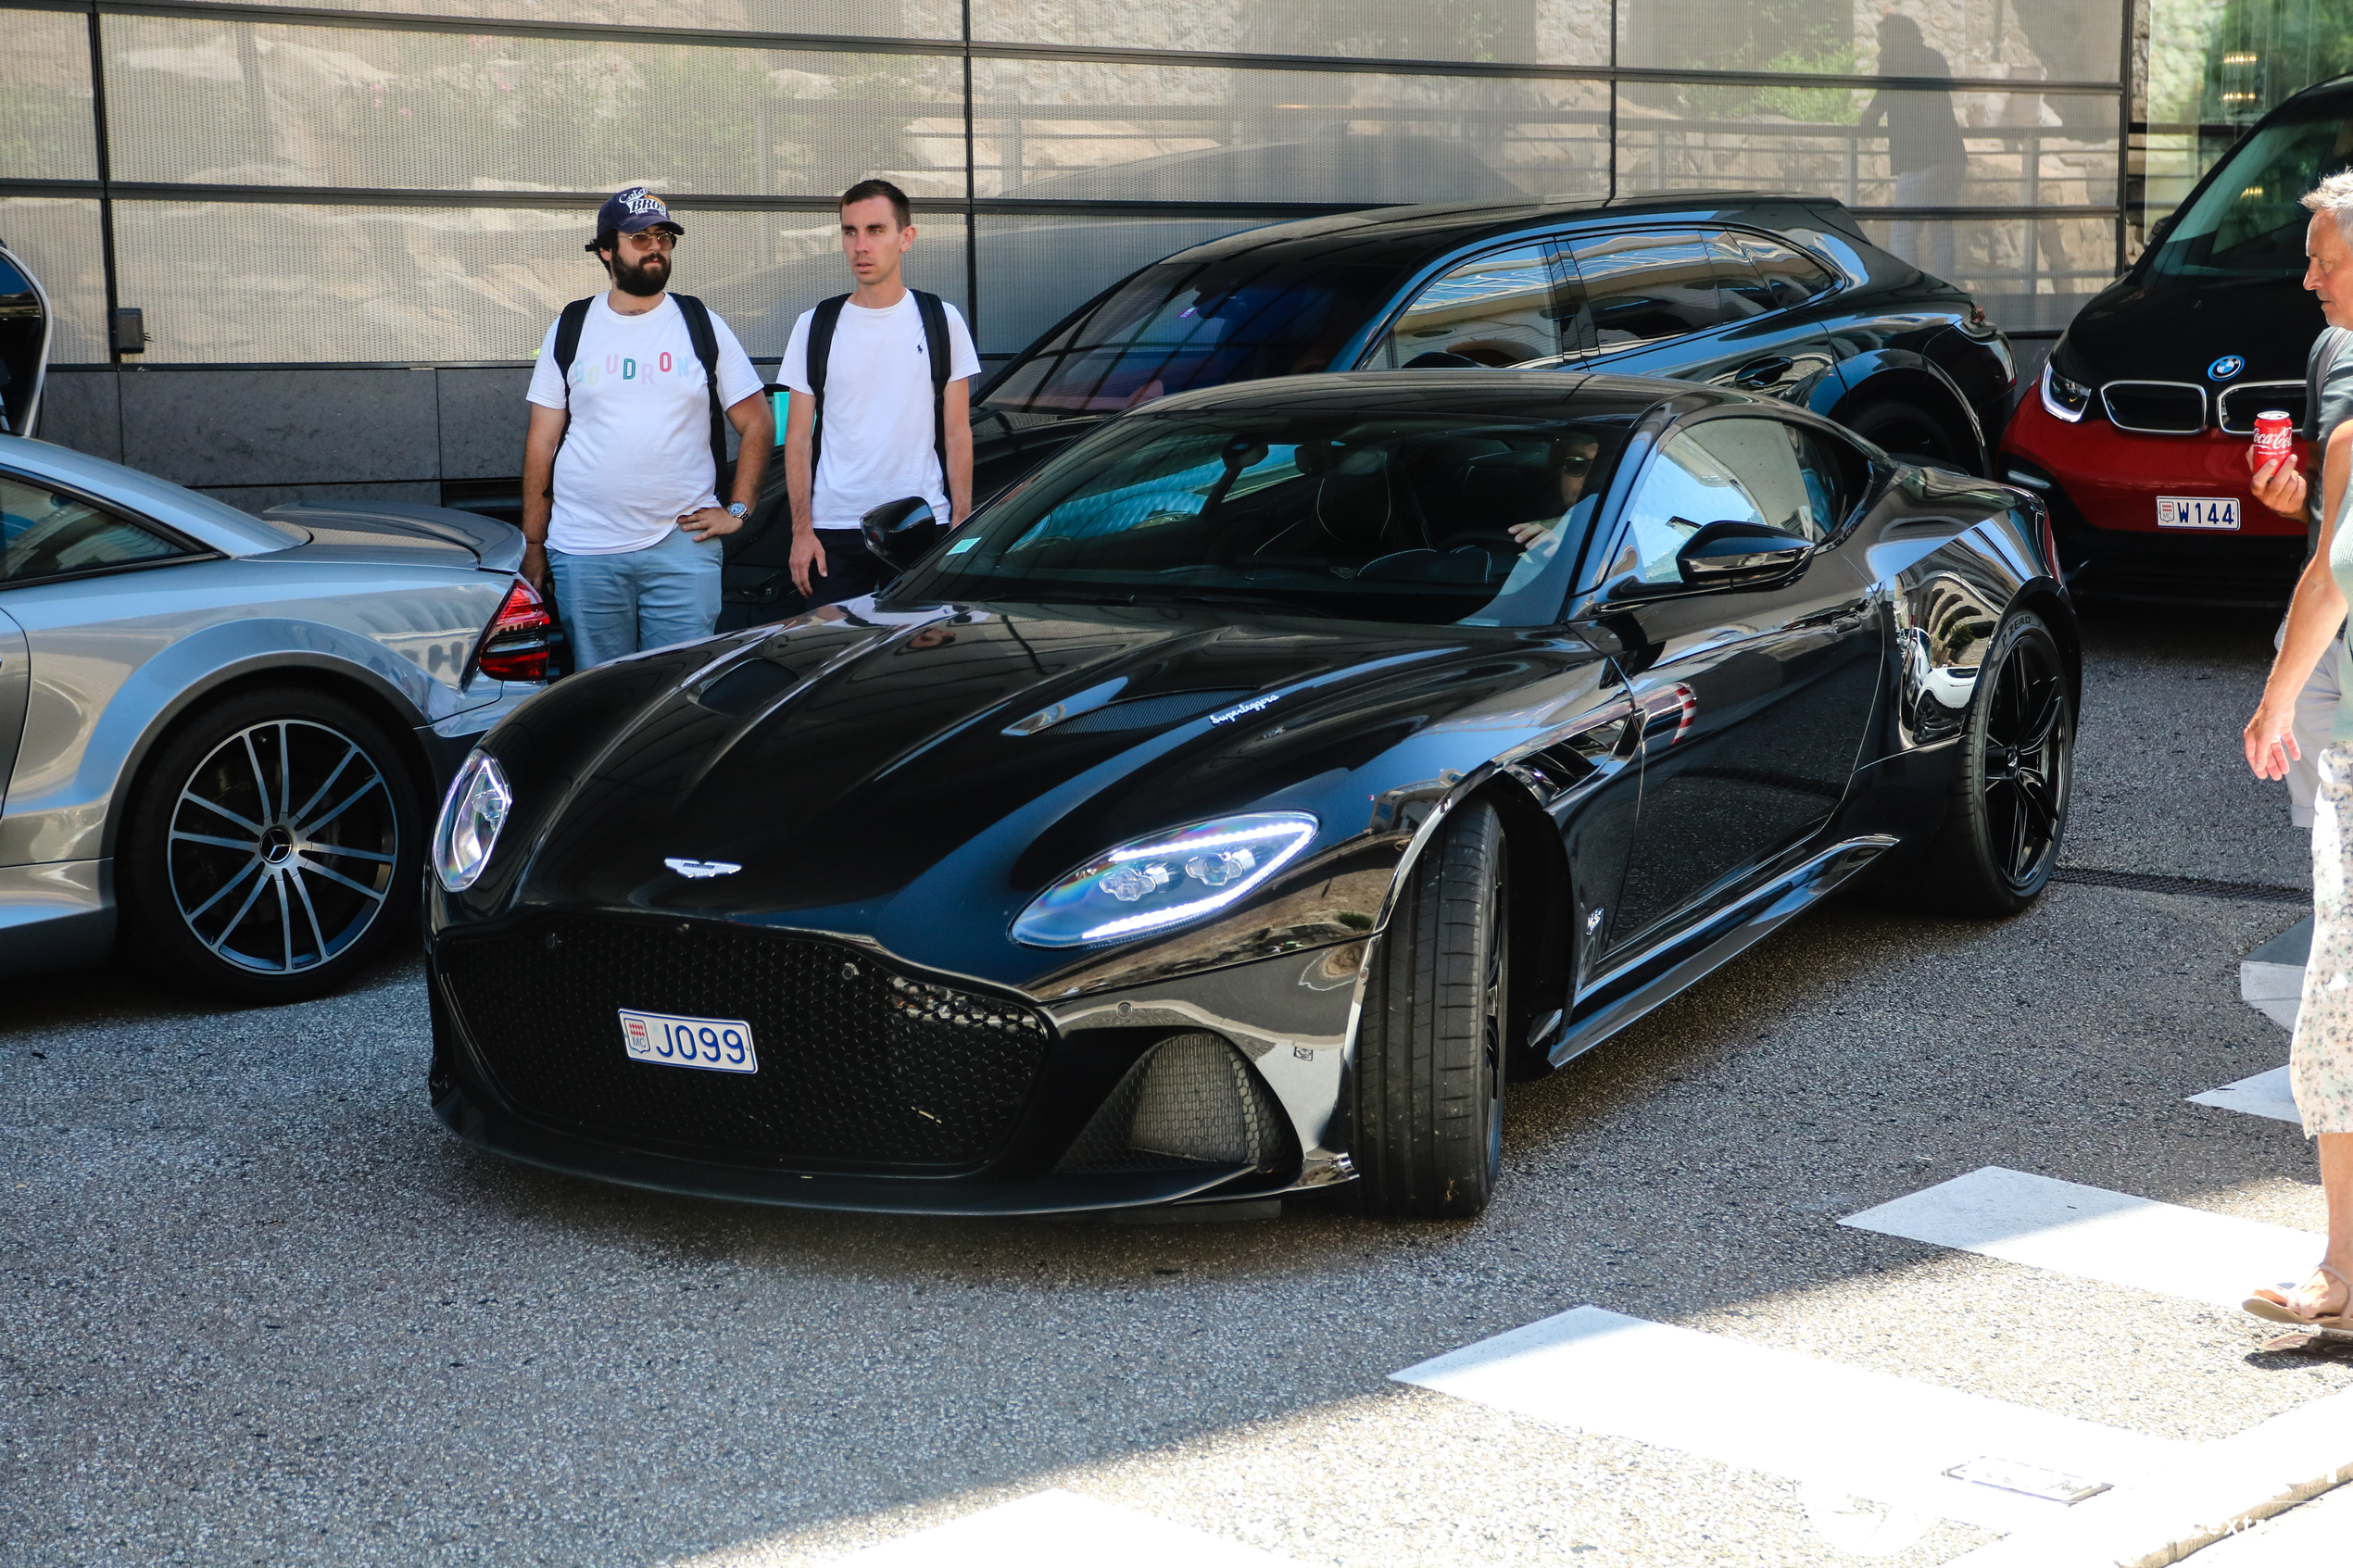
[591, 186, 683, 245]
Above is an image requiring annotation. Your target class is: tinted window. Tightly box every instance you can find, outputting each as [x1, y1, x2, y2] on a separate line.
[897, 408, 1635, 627]
[1605, 419, 1828, 587]
[1558, 231, 1745, 355]
[981, 256, 1397, 416]
[1372, 245, 1573, 368]
[1724, 232, 1839, 310]
[2146, 102, 2353, 281]
[2, 476, 188, 583]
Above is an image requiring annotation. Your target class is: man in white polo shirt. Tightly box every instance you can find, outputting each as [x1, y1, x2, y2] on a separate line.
[780, 178, 981, 608]
[521, 186, 772, 669]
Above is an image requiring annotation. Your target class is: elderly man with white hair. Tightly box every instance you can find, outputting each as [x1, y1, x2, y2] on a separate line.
[2242, 168, 2353, 1331]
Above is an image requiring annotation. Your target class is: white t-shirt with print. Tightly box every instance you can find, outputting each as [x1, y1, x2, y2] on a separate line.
[524, 294, 764, 555]
[781, 292, 982, 529]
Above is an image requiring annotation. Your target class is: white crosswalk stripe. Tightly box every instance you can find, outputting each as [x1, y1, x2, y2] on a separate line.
[1391, 1306, 2184, 1536]
[829, 1489, 1311, 1567]
[2188, 1065, 2302, 1125]
[1840, 1166, 2319, 1308]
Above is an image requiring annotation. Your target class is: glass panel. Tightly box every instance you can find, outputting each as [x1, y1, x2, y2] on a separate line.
[1614, 84, 2118, 208]
[974, 58, 1606, 203]
[0, 7, 99, 181]
[972, 0, 1611, 67]
[111, 200, 965, 363]
[1, 475, 187, 583]
[980, 246, 1400, 415]
[1682, 418, 1830, 541]
[2141, 92, 2353, 282]
[1370, 245, 1573, 369]
[1851, 216, 2113, 329]
[0, 196, 106, 363]
[1727, 231, 1839, 306]
[1617, 0, 2125, 84]
[153, 0, 956, 36]
[1557, 230, 1739, 355]
[970, 212, 1285, 358]
[105, 16, 964, 196]
[899, 406, 1637, 627]
[1613, 427, 1767, 585]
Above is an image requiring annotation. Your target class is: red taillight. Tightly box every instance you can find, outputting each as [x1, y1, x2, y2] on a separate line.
[475, 575, 553, 682]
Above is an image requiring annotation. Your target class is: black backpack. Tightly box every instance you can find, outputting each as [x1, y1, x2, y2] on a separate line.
[713, 289, 952, 631]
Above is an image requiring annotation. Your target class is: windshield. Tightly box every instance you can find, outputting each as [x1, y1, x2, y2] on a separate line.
[2145, 100, 2353, 281]
[894, 409, 1635, 627]
[980, 256, 1397, 417]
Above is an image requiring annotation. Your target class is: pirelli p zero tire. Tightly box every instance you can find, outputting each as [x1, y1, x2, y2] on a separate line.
[1904, 610, 2072, 918]
[119, 685, 422, 1003]
[1352, 798, 1510, 1220]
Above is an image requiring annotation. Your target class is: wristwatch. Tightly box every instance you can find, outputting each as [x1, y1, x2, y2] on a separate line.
[725, 502, 749, 521]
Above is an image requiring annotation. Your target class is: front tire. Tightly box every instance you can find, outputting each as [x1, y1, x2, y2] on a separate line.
[119, 685, 422, 1003]
[1352, 799, 1510, 1219]
[1901, 611, 2072, 916]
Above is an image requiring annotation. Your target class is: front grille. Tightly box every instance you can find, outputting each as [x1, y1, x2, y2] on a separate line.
[438, 916, 1052, 1170]
[2099, 381, 2206, 433]
[2217, 382, 2306, 435]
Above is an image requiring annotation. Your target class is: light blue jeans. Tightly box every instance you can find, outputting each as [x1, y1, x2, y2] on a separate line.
[547, 528, 722, 671]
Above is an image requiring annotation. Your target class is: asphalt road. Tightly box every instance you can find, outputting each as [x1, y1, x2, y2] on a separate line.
[4, 605, 2345, 1568]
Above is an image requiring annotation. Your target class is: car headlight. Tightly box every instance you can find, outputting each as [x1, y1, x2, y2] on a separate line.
[1013, 812, 1318, 947]
[2040, 359, 2093, 423]
[433, 751, 512, 892]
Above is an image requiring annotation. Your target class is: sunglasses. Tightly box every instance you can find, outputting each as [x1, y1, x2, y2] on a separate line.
[620, 230, 677, 249]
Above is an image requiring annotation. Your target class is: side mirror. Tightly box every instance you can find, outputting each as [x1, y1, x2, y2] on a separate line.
[861, 495, 943, 571]
[1675, 520, 1812, 587]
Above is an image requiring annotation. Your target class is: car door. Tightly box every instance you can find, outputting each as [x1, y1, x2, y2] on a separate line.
[0, 601, 24, 816]
[1588, 414, 1881, 957]
[1555, 228, 1841, 403]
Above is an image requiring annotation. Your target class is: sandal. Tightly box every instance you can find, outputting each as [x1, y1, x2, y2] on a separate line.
[2243, 1262, 2353, 1329]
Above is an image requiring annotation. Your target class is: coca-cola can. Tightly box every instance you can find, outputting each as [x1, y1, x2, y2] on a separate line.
[2255, 409, 2296, 458]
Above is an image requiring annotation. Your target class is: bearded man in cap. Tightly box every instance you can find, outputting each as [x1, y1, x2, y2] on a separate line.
[520, 186, 772, 669]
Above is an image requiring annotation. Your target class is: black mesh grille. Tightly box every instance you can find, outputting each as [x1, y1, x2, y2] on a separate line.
[2217, 383, 2306, 435]
[1056, 1032, 1290, 1173]
[2099, 382, 2206, 433]
[437, 916, 1051, 1170]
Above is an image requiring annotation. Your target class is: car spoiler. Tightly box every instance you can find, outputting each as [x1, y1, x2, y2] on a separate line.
[264, 500, 527, 575]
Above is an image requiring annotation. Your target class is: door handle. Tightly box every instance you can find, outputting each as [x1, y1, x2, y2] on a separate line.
[1731, 356, 1795, 386]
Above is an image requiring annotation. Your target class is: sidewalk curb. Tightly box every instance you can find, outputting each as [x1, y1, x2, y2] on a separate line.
[1944, 1386, 2353, 1567]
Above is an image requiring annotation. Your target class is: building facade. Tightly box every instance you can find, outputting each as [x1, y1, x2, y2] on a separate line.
[0, 0, 2331, 511]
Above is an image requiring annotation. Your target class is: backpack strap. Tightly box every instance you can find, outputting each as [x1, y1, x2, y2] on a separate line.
[670, 292, 732, 490]
[913, 289, 952, 481]
[805, 294, 849, 487]
[552, 297, 594, 405]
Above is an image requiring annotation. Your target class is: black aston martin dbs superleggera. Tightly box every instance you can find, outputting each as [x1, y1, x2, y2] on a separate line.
[424, 371, 2075, 1219]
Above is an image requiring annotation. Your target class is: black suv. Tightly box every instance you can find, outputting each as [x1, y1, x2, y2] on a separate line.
[967, 192, 2014, 501]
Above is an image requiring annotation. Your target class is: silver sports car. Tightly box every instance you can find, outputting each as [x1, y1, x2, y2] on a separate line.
[0, 433, 547, 999]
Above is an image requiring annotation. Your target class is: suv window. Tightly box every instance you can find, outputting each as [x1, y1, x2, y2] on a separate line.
[1557, 230, 1748, 355]
[2, 475, 189, 583]
[1604, 418, 1827, 587]
[1722, 232, 1839, 311]
[1372, 245, 1574, 369]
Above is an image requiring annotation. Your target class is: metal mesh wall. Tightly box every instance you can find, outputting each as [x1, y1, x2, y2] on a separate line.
[0, 8, 101, 182]
[971, 0, 1611, 66]
[0, 197, 107, 362]
[1612, 86, 2120, 208]
[109, 200, 965, 362]
[1616, 0, 2126, 81]
[158, 0, 959, 36]
[104, 18, 965, 197]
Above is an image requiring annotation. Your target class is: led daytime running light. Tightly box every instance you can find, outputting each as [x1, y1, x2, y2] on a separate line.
[1013, 811, 1318, 948]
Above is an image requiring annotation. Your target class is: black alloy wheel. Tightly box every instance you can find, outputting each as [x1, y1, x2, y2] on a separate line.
[1352, 798, 1510, 1219]
[120, 686, 421, 1002]
[1902, 610, 2072, 916]
[1844, 397, 1969, 476]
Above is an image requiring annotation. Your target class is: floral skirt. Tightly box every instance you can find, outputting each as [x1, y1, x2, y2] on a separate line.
[2294, 743, 2353, 1134]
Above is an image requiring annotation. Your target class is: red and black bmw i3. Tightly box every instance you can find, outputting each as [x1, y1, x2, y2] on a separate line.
[1999, 78, 2353, 606]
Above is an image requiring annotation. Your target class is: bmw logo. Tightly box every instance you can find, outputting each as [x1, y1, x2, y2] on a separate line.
[2208, 355, 2246, 381]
